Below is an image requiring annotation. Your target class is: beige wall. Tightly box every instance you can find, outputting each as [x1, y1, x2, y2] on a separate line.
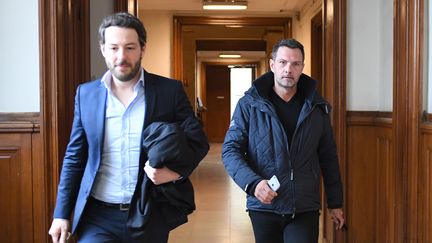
[139, 10, 173, 78]
[292, 0, 322, 76]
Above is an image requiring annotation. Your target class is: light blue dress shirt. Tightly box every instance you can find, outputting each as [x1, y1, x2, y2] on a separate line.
[91, 69, 145, 204]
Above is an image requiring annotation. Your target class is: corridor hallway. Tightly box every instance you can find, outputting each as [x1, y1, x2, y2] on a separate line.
[169, 143, 254, 243]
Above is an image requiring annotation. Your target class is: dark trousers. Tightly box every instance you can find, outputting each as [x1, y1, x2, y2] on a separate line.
[248, 210, 319, 243]
[76, 198, 169, 243]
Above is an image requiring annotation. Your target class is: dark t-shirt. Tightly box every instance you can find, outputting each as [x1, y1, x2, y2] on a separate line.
[269, 88, 304, 146]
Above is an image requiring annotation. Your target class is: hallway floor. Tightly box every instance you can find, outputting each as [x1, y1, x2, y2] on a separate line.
[168, 143, 254, 243]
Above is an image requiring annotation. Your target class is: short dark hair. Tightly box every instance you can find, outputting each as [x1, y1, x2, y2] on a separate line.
[271, 39, 305, 62]
[98, 12, 147, 47]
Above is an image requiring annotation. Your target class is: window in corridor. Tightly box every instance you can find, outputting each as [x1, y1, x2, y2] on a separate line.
[230, 67, 253, 118]
[347, 0, 393, 111]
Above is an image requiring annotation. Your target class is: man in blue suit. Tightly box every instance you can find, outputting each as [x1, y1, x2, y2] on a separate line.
[48, 12, 209, 243]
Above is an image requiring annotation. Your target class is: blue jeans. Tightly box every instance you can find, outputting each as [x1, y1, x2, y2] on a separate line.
[76, 198, 169, 243]
[248, 210, 319, 243]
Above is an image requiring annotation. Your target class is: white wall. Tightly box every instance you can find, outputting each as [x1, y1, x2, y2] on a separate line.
[428, 1, 432, 112]
[347, 0, 393, 111]
[0, 0, 39, 112]
[139, 11, 173, 78]
[379, 0, 393, 111]
[90, 0, 114, 80]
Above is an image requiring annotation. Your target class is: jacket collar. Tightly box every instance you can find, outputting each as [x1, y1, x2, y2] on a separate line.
[248, 71, 326, 108]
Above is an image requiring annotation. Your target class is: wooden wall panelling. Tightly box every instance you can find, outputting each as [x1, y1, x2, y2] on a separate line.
[346, 125, 377, 242]
[32, 132, 46, 243]
[419, 126, 432, 243]
[375, 126, 394, 243]
[322, 0, 346, 242]
[0, 114, 43, 242]
[346, 112, 393, 243]
[39, 0, 68, 237]
[39, 0, 101, 239]
[393, 0, 424, 241]
[0, 134, 33, 242]
[415, 0, 427, 242]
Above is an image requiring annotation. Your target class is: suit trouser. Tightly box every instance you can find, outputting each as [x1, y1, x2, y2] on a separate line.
[76, 197, 170, 243]
[248, 210, 319, 243]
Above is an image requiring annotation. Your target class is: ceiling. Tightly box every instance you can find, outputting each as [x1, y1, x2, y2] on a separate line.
[139, 0, 306, 17]
[138, 0, 306, 60]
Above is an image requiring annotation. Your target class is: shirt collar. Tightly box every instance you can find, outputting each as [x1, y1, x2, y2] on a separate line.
[100, 68, 145, 92]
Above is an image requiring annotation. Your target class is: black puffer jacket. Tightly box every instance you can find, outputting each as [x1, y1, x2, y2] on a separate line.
[222, 71, 343, 215]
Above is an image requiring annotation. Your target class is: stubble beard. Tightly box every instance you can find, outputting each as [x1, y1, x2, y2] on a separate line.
[276, 77, 297, 90]
[108, 59, 142, 82]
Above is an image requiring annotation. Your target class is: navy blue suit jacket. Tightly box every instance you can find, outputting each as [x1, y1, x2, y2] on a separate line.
[53, 70, 209, 232]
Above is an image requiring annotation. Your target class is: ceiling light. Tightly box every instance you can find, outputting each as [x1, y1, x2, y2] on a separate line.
[203, 0, 248, 10]
[219, 53, 242, 58]
[225, 25, 244, 28]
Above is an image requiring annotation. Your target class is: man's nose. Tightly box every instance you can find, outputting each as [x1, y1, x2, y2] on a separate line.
[116, 48, 126, 59]
[284, 63, 294, 72]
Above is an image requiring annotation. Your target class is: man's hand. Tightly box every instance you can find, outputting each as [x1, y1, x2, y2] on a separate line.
[144, 161, 181, 185]
[48, 218, 71, 243]
[329, 208, 345, 230]
[254, 180, 278, 204]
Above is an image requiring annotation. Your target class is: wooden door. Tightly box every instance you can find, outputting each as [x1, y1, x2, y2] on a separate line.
[205, 65, 231, 142]
[311, 10, 323, 95]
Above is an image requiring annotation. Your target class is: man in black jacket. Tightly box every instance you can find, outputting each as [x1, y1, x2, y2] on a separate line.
[222, 39, 344, 243]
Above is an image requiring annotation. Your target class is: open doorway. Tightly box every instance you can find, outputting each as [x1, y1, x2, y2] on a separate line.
[173, 16, 291, 110]
[230, 66, 255, 118]
[199, 63, 258, 142]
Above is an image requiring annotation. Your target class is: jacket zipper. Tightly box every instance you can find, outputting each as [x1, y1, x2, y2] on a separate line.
[288, 101, 326, 218]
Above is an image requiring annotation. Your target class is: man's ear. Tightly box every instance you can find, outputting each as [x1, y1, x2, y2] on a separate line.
[269, 58, 275, 72]
[100, 44, 105, 57]
[141, 44, 146, 55]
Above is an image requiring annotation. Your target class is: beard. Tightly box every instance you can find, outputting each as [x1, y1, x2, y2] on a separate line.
[107, 58, 142, 82]
[275, 77, 297, 89]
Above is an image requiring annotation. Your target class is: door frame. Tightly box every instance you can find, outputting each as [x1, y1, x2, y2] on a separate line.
[39, 0, 136, 237]
[173, 16, 292, 86]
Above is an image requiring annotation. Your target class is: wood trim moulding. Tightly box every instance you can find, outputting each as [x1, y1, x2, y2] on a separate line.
[0, 112, 40, 133]
[420, 123, 432, 134]
[393, 0, 424, 241]
[322, 0, 346, 242]
[172, 16, 292, 84]
[196, 40, 267, 51]
[347, 111, 393, 127]
[114, 0, 138, 15]
[173, 16, 292, 28]
[422, 112, 432, 123]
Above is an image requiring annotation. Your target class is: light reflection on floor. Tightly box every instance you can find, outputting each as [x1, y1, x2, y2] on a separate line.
[168, 143, 254, 243]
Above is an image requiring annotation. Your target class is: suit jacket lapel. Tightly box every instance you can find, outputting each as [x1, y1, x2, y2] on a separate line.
[143, 71, 156, 128]
[93, 82, 107, 151]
